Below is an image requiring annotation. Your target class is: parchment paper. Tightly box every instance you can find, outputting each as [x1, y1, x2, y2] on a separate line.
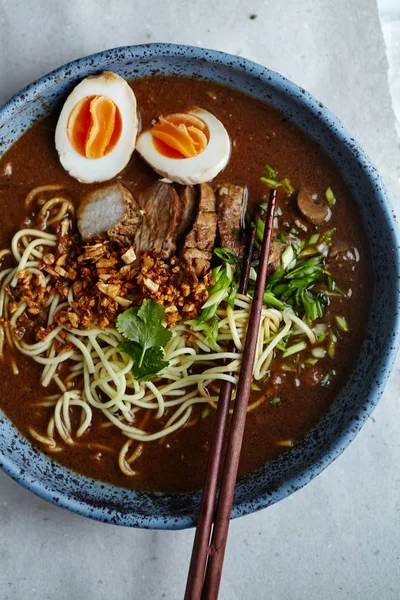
[0, 1, 399, 599]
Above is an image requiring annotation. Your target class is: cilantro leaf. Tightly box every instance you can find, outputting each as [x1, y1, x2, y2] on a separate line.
[118, 341, 169, 382]
[116, 299, 172, 367]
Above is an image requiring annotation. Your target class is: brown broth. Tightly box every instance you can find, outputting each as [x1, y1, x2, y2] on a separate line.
[0, 76, 372, 491]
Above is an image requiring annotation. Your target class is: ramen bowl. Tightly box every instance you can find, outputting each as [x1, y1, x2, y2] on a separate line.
[0, 44, 399, 529]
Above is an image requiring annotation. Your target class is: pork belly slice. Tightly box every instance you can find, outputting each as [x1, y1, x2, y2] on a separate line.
[135, 180, 182, 258]
[268, 241, 287, 274]
[176, 185, 198, 247]
[77, 183, 141, 246]
[183, 182, 217, 277]
[216, 183, 246, 257]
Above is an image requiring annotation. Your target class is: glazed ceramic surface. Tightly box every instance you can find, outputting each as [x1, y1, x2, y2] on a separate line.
[0, 44, 399, 529]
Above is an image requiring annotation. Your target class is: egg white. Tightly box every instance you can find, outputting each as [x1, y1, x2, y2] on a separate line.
[135, 108, 231, 185]
[55, 72, 138, 183]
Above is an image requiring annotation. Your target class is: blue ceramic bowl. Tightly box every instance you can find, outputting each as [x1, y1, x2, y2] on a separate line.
[0, 44, 399, 529]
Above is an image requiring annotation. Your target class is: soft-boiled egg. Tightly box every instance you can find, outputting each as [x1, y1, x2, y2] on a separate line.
[55, 72, 138, 183]
[135, 108, 231, 184]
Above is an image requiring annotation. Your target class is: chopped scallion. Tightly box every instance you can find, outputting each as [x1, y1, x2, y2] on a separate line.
[249, 266, 257, 281]
[276, 342, 287, 352]
[313, 323, 328, 336]
[281, 245, 295, 269]
[260, 177, 282, 189]
[282, 341, 307, 358]
[327, 330, 337, 358]
[203, 316, 219, 351]
[335, 315, 350, 332]
[226, 281, 237, 308]
[201, 407, 210, 419]
[282, 177, 295, 195]
[263, 291, 286, 309]
[305, 357, 319, 365]
[201, 288, 228, 309]
[225, 262, 233, 281]
[270, 397, 282, 406]
[321, 369, 336, 387]
[251, 382, 262, 391]
[213, 247, 240, 265]
[311, 347, 327, 359]
[277, 232, 287, 243]
[321, 228, 335, 247]
[211, 265, 222, 282]
[263, 164, 278, 179]
[308, 233, 320, 245]
[325, 187, 336, 207]
[299, 246, 320, 258]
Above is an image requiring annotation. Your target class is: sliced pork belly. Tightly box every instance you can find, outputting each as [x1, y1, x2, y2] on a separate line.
[183, 183, 217, 277]
[77, 183, 141, 246]
[216, 183, 246, 257]
[136, 181, 181, 258]
[176, 185, 198, 246]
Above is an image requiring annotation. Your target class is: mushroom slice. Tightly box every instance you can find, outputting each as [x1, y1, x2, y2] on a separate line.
[297, 189, 331, 225]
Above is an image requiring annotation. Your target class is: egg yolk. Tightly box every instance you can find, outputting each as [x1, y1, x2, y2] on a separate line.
[67, 95, 122, 159]
[151, 113, 209, 159]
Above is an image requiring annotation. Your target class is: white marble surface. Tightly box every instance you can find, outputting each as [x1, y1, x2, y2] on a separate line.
[379, 0, 400, 137]
[0, 1, 399, 599]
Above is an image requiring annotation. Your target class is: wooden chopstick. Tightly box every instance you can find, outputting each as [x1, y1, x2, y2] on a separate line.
[184, 189, 277, 600]
[184, 227, 256, 600]
[201, 191, 276, 599]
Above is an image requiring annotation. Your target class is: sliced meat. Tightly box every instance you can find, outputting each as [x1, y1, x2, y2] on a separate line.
[297, 188, 331, 225]
[77, 183, 141, 246]
[176, 185, 198, 246]
[136, 181, 181, 258]
[216, 184, 246, 256]
[268, 241, 287, 274]
[183, 183, 217, 277]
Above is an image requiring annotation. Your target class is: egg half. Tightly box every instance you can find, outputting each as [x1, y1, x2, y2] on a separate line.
[135, 108, 231, 184]
[55, 72, 138, 183]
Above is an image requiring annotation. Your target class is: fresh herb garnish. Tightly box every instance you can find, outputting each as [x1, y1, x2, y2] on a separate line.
[118, 342, 170, 382]
[117, 299, 172, 381]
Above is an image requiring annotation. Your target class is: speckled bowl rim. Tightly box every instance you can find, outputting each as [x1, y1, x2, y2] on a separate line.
[0, 43, 399, 529]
